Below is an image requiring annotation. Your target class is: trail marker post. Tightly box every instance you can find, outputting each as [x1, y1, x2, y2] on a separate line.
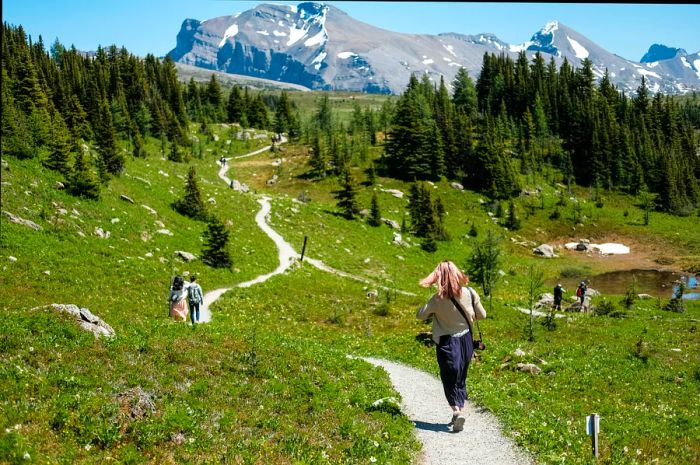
[300, 236, 308, 263]
[586, 413, 600, 459]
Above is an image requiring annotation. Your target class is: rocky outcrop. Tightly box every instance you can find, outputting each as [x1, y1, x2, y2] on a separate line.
[37, 304, 115, 338]
[2, 210, 42, 231]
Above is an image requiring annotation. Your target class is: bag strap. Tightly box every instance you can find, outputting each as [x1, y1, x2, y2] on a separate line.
[450, 288, 484, 341]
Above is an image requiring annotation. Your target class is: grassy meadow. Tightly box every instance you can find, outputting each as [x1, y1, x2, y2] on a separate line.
[1, 93, 699, 465]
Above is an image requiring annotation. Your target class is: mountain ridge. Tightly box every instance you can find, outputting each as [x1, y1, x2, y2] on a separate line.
[168, 2, 700, 94]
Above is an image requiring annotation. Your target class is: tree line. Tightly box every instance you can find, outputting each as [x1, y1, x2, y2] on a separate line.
[1, 23, 298, 199]
[383, 52, 700, 214]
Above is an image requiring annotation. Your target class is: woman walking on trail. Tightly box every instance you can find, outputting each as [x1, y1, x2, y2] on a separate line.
[169, 275, 188, 321]
[417, 260, 487, 432]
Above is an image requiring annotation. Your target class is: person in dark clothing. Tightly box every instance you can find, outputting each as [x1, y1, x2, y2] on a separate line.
[553, 283, 565, 311]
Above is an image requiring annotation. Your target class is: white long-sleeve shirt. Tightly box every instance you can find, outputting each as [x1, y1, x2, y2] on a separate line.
[416, 286, 487, 343]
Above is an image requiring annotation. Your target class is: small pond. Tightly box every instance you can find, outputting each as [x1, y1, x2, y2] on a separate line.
[552, 269, 699, 300]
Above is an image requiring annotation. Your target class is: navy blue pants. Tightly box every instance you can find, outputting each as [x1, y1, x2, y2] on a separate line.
[189, 302, 200, 324]
[436, 332, 474, 408]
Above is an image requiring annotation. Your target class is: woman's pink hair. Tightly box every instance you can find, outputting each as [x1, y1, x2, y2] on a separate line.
[419, 260, 469, 299]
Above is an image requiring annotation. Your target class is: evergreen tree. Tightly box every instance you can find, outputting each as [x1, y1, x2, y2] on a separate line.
[452, 67, 478, 120]
[95, 96, 124, 176]
[202, 215, 232, 269]
[168, 141, 184, 162]
[44, 112, 72, 175]
[173, 165, 208, 220]
[226, 85, 245, 123]
[335, 170, 360, 219]
[368, 192, 382, 227]
[505, 200, 521, 230]
[68, 150, 100, 199]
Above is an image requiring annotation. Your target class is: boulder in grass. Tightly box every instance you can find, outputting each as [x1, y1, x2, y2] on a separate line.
[36, 304, 115, 339]
[2, 210, 42, 231]
[382, 218, 400, 230]
[451, 182, 464, 191]
[120, 194, 135, 204]
[516, 363, 542, 375]
[533, 244, 556, 258]
[174, 251, 197, 262]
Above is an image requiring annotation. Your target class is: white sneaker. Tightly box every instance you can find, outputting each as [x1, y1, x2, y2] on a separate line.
[452, 414, 465, 432]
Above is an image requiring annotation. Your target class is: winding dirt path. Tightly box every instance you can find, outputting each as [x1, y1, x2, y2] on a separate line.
[200, 136, 534, 465]
[200, 137, 413, 322]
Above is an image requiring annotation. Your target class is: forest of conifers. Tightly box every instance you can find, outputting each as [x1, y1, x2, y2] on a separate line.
[2, 22, 699, 214]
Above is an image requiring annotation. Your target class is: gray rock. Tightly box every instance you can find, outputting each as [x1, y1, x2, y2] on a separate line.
[2, 210, 42, 231]
[55, 181, 65, 190]
[116, 386, 156, 420]
[8, 256, 17, 262]
[451, 182, 464, 191]
[120, 194, 135, 204]
[38, 304, 115, 338]
[533, 244, 556, 258]
[157, 229, 174, 236]
[94, 227, 110, 239]
[174, 251, 198, 262]
[516, 363, 541, 375]
[142, 205, 158, 216]
[382, 218, 401, 230]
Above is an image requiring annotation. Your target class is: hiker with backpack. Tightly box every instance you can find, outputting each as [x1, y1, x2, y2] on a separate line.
[187, 275, 204, 325]
[576, 281, 587, 308]
[169, 275, 188, 321]
[416, 260, 487, 432]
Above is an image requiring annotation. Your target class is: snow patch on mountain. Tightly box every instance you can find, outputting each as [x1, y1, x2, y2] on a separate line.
[681, 57, 691, 69]
[567, 36, 589, 59]
[637, 68, 661, 79]
[272, 30, 287, 37]
[337, 51, 357, 59]
[287, 24, 308, 46]
[646, 61, 659, 68]
[305, 29, 327, 47]
[443, 57, 452, 62]
[289, 4, 297, 13]
[442, 44, 457, 57]
[542, 21, 559, 34]
[219, 23, 239, 47]
[694, 59, 700, 78]
[312, 51, 327, 70]
[422, 58, 434, 65]
[256, 30, 270, 36]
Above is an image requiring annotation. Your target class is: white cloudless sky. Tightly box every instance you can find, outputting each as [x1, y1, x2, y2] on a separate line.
[3, 1, 699, 62]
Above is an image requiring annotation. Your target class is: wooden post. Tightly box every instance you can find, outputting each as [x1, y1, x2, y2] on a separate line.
[300, 236, 308, 263]
[586, 413, 600, 459]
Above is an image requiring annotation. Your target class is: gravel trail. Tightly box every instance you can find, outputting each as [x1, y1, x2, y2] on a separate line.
[363, 357, 535, 465]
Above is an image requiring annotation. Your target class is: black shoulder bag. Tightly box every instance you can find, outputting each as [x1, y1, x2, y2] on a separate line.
[450, 289, 486, 351]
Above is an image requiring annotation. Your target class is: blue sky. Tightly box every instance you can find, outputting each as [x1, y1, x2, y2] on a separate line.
[3, 1, 699, 62]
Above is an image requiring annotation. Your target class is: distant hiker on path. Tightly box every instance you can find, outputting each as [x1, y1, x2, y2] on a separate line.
[169, 275, 188, 321]
[187, 275, 204, 325]
[416, 260, 487, 432]
[576, 281, 587, 308]
[553, 283, 565, 311]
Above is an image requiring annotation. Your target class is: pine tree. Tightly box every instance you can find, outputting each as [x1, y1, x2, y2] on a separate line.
[505, 200, 521, 230]
[95, 96, 124, 177]
[227, 85, 245, 123]
[68, 150, 100, 199]
[368, 192, 382, 227]
[335, 170, 360, 219]
[44, 112, 72, 175]
[168, 141, 184, 162]
[202, 215, 232, 268]
[173, 165, 208, 220]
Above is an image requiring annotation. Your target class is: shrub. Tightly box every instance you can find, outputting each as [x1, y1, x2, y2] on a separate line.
[594, 299, 616, 316]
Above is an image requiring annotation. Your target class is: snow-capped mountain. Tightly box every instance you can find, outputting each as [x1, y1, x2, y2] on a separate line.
[168, 2, 700, 95]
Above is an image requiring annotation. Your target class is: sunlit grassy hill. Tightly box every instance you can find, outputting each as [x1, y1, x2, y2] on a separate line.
[1, 110, 699, 464]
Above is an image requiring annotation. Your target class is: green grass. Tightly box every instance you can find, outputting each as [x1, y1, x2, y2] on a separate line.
[2, 113, 700, 464]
